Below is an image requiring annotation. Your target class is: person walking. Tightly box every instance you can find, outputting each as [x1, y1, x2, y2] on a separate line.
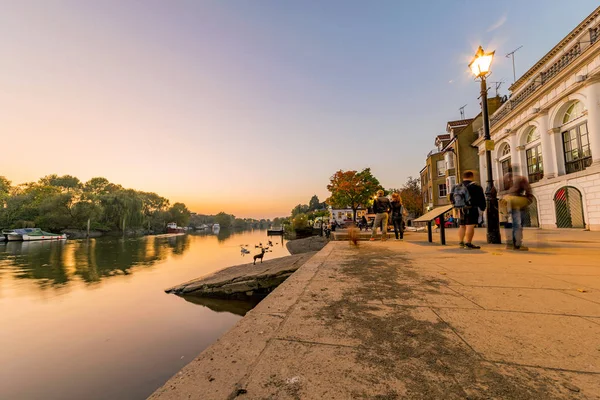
[450, 171, 486, 249]
[503, 166, 532, 251]
[370, 190, 391, 241]
[390, 192, 404, 240]
[359, 215, 368, 231]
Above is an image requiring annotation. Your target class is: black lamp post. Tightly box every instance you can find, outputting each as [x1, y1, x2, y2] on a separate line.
[469, 46, 502, 244]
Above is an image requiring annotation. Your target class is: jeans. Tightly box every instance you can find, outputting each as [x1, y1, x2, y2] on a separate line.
[392, 217, 403, 239]
[370, 213, 389, 238]
[511, 208, 525, 247]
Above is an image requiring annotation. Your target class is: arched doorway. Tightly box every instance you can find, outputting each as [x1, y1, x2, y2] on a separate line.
[523, 196, 539, 227]
[554, 187, 585, 228]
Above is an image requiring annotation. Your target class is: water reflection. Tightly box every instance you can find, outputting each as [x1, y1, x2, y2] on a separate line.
[181, 295, 262, 316]
[0, 234, 191, 288]
[0, 229, 290, 400]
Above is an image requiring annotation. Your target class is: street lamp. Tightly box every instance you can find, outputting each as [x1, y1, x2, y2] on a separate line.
[469, 46, 501, 244]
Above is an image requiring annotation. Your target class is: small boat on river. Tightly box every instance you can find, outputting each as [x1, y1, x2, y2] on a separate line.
[2, 228, 67, 241]
[166, 222, 185, 234]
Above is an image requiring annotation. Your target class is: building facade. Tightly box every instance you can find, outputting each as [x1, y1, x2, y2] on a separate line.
[329, 207, 367, 225]
[420, 135, 452, 212]
[474, 7, 600, 230]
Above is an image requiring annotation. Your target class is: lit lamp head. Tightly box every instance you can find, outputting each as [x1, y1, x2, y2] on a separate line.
[469, 46, 495, 78]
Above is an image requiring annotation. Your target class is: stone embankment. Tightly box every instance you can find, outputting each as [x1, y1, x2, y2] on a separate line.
[166, 252, 317, 299]
[285, 236, 328, 254]
[166, 236, 328, 299]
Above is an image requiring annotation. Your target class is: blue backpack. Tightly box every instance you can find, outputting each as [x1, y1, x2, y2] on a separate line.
[452, 183, 472, 209]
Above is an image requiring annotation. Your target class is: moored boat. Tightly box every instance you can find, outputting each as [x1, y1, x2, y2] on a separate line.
[166, 222, 185, 234]
[2, 228, 67, 241]
[22, 228, 67, 241]
[212, 223, 220, 232]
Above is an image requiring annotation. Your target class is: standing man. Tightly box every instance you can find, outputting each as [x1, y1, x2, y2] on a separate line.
[370, 190, 391, 241]
[450, 171, 486, 249]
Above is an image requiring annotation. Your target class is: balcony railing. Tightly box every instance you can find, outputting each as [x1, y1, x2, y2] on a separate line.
[565, 157, 592, 174]
[490, 26, 597, 128]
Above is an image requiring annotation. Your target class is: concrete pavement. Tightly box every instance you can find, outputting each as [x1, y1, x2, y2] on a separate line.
[150, 230, 600, 399]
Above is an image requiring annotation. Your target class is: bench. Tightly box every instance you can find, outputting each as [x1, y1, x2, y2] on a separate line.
[413, 205, 454, 245]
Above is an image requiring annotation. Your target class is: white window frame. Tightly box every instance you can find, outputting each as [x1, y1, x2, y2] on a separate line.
[438, 183, 447, 198]
[437, 160, 446, 176]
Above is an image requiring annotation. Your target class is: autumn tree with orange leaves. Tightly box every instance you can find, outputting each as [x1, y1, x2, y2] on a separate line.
[326, 168, 382, 222]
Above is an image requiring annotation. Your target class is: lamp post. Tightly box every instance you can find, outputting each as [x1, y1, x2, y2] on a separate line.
[469, 46, 502, 244]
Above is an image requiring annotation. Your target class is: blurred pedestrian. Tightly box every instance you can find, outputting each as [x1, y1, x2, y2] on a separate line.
[503, 166, 532, 251]
[390, 192, 404, 240]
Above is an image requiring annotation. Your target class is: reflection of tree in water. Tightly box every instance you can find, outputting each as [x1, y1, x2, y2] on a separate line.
[0, 235, 191, 287]
[216, 229, 233, 242]
[167, 235, 191, 256]
[3, 241, 69, 287]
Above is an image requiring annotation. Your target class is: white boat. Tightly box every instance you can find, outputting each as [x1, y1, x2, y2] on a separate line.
[3, 228, 67, 241]
[212, 223, 220, 232]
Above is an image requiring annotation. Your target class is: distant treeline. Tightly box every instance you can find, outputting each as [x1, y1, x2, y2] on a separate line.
[189, 212, 287, 230]
[0, 175, 288, 234]
[0, 175, 190, 233]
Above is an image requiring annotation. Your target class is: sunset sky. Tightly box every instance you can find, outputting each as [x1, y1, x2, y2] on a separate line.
[1, 1, 598, 218]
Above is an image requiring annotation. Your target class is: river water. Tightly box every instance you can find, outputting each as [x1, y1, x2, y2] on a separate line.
[0, 229, 289, 400]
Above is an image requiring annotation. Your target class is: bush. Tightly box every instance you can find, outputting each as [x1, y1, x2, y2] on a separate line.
[292, 213, 308, 230]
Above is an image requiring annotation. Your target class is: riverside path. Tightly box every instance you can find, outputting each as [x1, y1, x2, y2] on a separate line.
[151, 230, 600, 399]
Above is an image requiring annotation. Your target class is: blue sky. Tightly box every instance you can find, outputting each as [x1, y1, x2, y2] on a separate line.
[0, 1, 598, 217]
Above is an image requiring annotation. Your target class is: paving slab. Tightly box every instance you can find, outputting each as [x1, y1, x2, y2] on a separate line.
[435, 308, 600, 373]
[451, 286, 600, 316]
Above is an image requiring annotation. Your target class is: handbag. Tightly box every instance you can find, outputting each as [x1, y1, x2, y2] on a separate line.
[505, 194, 530, 210]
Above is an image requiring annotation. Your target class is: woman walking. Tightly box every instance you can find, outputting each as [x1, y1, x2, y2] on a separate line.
[390, 192, 404, 240]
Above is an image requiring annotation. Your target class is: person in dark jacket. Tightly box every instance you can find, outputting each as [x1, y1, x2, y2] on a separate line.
[370, 190, 391, 241]
[390, 192, 404, 240]
[452, 170, 486, 249]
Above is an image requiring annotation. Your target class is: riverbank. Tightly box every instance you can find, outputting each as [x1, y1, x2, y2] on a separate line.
[165, 252, 317, 299]
[151, 230, 600, 399]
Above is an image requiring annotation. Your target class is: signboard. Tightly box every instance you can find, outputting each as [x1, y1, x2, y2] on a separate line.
[484, 140, 495, 151]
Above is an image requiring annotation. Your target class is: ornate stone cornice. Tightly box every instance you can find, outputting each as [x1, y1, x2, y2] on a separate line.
[509, 6, 600, 92]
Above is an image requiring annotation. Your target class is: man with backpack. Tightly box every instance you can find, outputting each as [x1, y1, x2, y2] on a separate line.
[370, 190, 392, 241]
[450, 171, 486, 249]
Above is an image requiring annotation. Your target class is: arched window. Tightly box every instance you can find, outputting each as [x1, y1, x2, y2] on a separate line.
[525, 127, 543, 183]
[499, 143, 511, 189]
[561, 101, 591, 174]
[526, 127, 540, 143]
[562, 101, 584, 124]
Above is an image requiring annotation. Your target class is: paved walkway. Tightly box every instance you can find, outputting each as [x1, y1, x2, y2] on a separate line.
[151, 230, 600, 399]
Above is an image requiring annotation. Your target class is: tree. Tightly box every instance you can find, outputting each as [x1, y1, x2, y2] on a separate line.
[308, 195, 324, 211]
[214, 212, 233, 228]
[326, 168, 382, 221]
[399, 177, 423, 218]
[169, 203, 191, 227]
[291, 203, 309, 217]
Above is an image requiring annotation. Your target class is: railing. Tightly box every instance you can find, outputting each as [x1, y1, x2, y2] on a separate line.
[591, 26, 599, 44]
[565, 157, 592, 174]
[490, 26, 598, 128]
[528, 171, 544, 184]
[540, 43, 581, 84]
